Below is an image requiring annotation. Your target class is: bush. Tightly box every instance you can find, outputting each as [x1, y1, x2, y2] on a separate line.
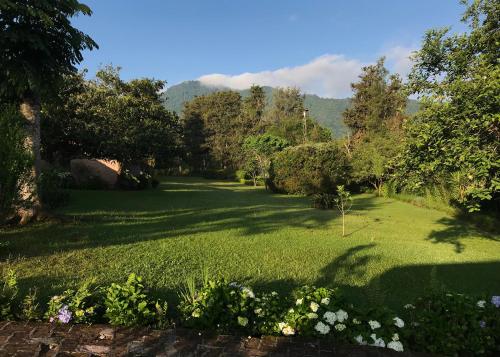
[403, 292, 500, 355]
[38, 169, 70, 209]
[0, 105, 31, 221]
[311, 193, 336, 209]
[116, 169, 152, 190]
[0, 270, 19, 320]
[269, 143, 350, 195]
[104, 273, 167, 327]
[201, 169, 233, 180]
[46, 281, 104, 324]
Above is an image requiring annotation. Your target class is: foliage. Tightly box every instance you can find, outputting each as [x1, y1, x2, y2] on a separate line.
[116, 169, 153, 191]
[242, 134, 289, 186]
[178, 279, 256, 332]
[399, 0, 499, 212]
[46, 281, 104, 324]
[21, 289, 41, 321]
[311, 193, 336, 209]
[38, 169, 70, 209]
[0, 105, 31, 220]
[403, 292, 500, 355]
[42, 67, 182, 166]
[0, 270, 18, 320]
[334, 186, 353, 237]
[269, 143, 350, 194]
[104, 273, 167, 327]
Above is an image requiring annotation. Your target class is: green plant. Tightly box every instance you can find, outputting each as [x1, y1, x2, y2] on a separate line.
[334, 185, 353, 237]
[269, 143, 350, 195]
[104, 273, 163, 327]
[116, 169, 152, 190]
[38, 169, 70, 209]
[0, 105, 31, 221]
[21, 288, 41, 321]
[311, 193, 336, 209]
[0, 270, 19, 320]
[46, 281, 104, 324]
[403, 292, 500, 355]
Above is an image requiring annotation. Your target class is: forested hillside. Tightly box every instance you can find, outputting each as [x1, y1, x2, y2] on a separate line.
[162, 81, 418, 137]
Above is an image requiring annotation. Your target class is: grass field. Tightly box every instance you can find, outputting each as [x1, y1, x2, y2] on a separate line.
[1, 177, 499, 310]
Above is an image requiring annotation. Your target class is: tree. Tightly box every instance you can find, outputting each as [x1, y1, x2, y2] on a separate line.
[266, 87, 331, 144]
[242, 134, 289, 186]
[181, 91, 243, 170]
[42, 67, 181, 167]
[240, 85, 267, 134]
[399, 0, 499, 212]
[343, 58, 406, 143]
[0, 0, 97, 222]
[334, 185, 352, 237]
[342, 58, 407, 193]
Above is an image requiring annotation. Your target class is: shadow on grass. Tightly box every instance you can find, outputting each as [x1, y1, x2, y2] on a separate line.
[427, 216, 500, 253]
[0, 179, 383, 259]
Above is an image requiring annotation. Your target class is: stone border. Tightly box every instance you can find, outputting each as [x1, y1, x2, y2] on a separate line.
[0, 321, 429, 356]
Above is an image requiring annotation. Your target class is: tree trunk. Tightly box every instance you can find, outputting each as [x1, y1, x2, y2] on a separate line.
[18, 94, 42, 224]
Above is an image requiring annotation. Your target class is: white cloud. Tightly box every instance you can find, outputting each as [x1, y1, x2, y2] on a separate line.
[198, 47, 417, 98]
[384, 45, 417, 79]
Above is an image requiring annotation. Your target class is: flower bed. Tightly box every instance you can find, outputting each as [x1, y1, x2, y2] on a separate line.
[1, 271, 499, 355]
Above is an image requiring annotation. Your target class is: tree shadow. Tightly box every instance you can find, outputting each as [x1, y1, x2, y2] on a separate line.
[0, 179, 384, 259]
[427, 216, 500, 253]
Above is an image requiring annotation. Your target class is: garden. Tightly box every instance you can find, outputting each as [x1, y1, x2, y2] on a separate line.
[1, 0, 499, 355]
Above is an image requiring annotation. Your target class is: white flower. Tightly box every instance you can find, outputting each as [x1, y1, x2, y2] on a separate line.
[296, 298, 303, 305]
[404, 304, 415, 310]
[368, 320, 381, 330]
[369, 334, 386, 348]
[271, 291, 278, 296]
[335, 309, 348, 322]
[278, 322, 286, 330]
[288, 308, 294, 313]
[237, 316, 248, 327]
[352, 318, 361, 325]
[242, 287, 255, 299]
[310, 302, 319, 312]
[354, 335, 367, 345]
[282, 325, 295, 336]
[307, 312, 318, 319]
[393, 317, 405, 328]
[314, 321, 330, 335]
[392, 333, 399, 341]
[387, 341, 404, 352]
[321, 297, 330, 305]
[335, 323, 346, 331]
[477, 300, 486, 308]
[254, 308, 263, 316]
[323, 311, 337, 325]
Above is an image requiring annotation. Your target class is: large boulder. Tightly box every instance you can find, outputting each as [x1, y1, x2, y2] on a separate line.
[70, 159, 121, 189]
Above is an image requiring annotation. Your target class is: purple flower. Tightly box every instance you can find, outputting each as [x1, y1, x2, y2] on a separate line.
[491, 296, 500, 308]
[479, 320, 486, 328]
[57, 305, 72, 324]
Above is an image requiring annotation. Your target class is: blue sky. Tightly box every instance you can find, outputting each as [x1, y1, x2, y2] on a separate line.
[73, 0, 467, 97]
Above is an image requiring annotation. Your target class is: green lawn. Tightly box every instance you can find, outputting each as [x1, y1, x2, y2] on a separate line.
[1, 177, 499, 309]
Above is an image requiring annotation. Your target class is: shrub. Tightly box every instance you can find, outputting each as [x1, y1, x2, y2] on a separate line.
[403, 292, 500, 355]
[0, 270, 19, 320]
[116, 169, 152, 190]
[104, 273, 167, 327]
[311, 193, 336, 209]
[201, 169, 233, 180]
[46, 281, 104, 324]
[0, 105, 31, 221]
[269, 143, 350, 195]
[38, 169, 70, 209]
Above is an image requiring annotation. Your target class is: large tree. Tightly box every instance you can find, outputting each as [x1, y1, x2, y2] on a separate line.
[42, 67, 181, 167]
[399, 0, 499, 212]
[0, 0, 97, 222]
[342, 58, 407, 193]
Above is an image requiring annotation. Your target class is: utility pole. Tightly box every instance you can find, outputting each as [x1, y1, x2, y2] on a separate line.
[303, 108, 309, 143]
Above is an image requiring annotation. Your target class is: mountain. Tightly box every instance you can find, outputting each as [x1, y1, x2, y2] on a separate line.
[162, 81, 418, 137]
